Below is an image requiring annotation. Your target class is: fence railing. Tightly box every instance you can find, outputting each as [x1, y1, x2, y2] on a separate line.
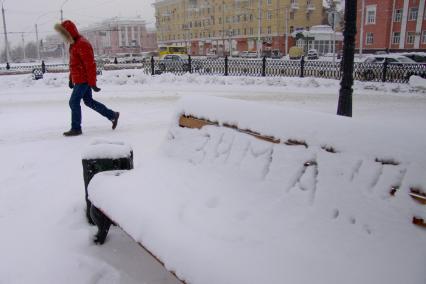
[2, 57, 426, 84]
[144, 56, 426, 84]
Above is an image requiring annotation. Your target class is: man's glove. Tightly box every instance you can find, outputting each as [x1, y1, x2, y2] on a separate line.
[91, 86, 101, 92]
[68, 80, 74, 89]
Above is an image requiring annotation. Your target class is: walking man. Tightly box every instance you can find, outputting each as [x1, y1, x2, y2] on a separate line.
[55, 20, 119, 137]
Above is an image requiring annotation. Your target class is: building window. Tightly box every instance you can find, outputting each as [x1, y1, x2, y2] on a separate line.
[392, 32, 400, 44]
[267, 26, 272, 34]
[267, 0, 272, 5]
[408, 7, 418, 21]
[366, 5, 376, 24]
[366, 32, 374, 45]
[422, 31, 426, 44]
[393, 9, 402, 22]
[406, 32, 416, 44]
[267, 11, 272, 20]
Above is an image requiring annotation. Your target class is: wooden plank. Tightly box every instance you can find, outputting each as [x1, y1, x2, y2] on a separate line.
[410, 188, 426, 205]
[180, 115, 282, 144]
[413, 217, 426, 228]
[179, 115, 216, 129]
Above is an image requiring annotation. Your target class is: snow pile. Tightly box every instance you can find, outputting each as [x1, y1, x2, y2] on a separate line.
[409, 75, 426, 90]
[82, 139, 132, 160]
[0, 70, 424, 96]
[89, 96, 426, 284]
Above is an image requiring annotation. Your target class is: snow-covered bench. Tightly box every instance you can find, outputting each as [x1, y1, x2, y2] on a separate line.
[88, 96, 426, 284]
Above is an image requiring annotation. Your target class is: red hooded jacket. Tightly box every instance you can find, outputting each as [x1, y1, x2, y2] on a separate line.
[60, 20, 97, 87]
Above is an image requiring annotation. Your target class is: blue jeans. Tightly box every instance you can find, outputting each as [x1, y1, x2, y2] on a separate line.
[69, 83, 115, 131]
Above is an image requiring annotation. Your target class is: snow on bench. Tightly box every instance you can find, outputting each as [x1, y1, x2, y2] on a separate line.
[88, 96, 426, 284]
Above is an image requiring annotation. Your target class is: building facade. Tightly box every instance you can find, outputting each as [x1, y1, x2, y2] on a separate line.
[80, 17, 158, 56]
[153, 0, 325, 56]
[356, 0, 426, 53]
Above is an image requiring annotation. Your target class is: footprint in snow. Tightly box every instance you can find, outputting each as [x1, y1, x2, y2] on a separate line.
[205, 197, 219, 209]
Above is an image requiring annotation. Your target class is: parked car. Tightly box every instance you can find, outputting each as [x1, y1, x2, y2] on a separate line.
[120, 53, 146, 64]
[240, 51, 258, 58]
[359, 55, 421, 81]
[307, 49, 319, 60]
[401, 53, 426, 63]
[206, 52, 219, 59]
[289, 47, 303, 60]
[231, 51, 240, 57]
[95, 56, 112, 64]
[270, 49, 282, 59]
[158, 54, 201, 72]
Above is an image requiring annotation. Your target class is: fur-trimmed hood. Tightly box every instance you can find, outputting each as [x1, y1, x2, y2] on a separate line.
[54, 20, 80, 44]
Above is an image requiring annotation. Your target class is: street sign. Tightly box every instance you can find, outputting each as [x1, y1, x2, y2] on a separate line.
[328, 11, 341, 29]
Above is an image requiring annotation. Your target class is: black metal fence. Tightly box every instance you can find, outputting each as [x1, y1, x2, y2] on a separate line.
[142, 56, 426, 84]
[2, 56, 426, 84]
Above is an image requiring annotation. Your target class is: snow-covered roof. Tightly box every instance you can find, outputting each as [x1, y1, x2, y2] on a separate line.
[81, 16, 147, 32]
[292, 25, 343, 41]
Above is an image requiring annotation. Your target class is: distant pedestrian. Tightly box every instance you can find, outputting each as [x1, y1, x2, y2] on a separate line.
[6, 62, 10, 70]
[114, 57, 118, 64]
[41, 60, 46, 74]
[55, 20, 119, 137]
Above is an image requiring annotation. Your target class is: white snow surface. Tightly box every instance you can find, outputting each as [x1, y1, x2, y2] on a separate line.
[1, 70, 426, 284]
[409, 75, 426, 90]
[89, 96, 426, 284]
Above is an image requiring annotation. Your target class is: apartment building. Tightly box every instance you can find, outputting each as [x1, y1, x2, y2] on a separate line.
[80, 17, 158, 56]
[356, 0, 426, 52]
[153, 0, 325, 56]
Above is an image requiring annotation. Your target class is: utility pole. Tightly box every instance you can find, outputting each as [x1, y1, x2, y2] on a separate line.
[222, 0, 225, 56]
[285, 6, 289, 56]
[60, 9, 64, 61]
[1, 2, 10, 63]
[359, 0, 365, 57]
[21, 33, 26, 61]
[337, 0, 357, 117]
[60, 0, 69, 62]
[332, 11, 337, 64]
[35, 23, 40, 60]
[257, 0, 262, 57]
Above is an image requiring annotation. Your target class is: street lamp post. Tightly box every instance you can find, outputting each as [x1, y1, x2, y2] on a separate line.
[60, 0, 69, 22]
[285, 6, 289, 56]
[60, 0, 69, 62]
[337, 0, 357, 117]
[1, 1, 10, 63]
[35, 24, 40, 60]
[34, 11, 54, 61]
[257, 0, 262, 57]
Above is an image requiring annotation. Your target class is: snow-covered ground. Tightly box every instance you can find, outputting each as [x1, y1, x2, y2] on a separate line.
[1, 70, 426, 283]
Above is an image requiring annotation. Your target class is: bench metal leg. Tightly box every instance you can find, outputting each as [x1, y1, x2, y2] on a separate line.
[90, 206, 112, 245]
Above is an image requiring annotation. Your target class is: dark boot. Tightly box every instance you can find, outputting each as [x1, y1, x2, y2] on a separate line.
[63, 129, 82, 137]
[111, 112, 120, 130]
[90, 205, 112, 245]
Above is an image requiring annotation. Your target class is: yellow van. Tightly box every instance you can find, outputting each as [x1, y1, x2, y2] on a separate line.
[289, 47, 304, 60]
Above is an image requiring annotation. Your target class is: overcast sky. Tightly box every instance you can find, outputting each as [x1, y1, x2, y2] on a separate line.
[1, 0, 156, 46]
